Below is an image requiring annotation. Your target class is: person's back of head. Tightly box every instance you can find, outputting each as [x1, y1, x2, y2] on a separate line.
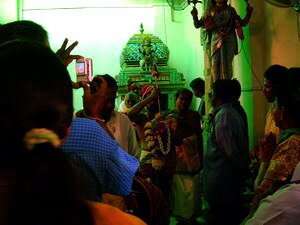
[212, 79, 234, 106]
[286, 67, 300, 90]
[100, 74, 118, 90]
[0, 40, 92, 225]
[277, 88, 300, 128]
[0, 20, 49, 46]
[190, 78, 205, 90]
[189, 77, 205, 98]
[90, 74, 117, 94]
[230, 78, 242, 102]
[0, 40, 73, 152]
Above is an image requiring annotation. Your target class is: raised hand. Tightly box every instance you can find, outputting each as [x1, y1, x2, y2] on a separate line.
[56, 38, 83, 67]
[149, 87, 161, 100]
[190, 7, 198, 18]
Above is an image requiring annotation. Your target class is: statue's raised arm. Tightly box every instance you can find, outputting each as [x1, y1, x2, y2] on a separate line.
[191, 0, 253, 81]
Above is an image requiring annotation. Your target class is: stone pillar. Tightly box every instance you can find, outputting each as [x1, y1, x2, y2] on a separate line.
[201, 0, 213, 113]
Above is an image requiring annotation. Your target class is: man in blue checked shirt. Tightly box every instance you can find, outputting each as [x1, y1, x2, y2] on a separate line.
[62, 118, 139, 201]
[62, 78, 139, 201]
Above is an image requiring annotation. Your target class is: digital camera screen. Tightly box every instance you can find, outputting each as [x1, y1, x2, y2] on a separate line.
[76, 62, 85, 74]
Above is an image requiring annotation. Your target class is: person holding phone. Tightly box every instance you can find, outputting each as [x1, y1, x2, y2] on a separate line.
[0, 40, 146, 225]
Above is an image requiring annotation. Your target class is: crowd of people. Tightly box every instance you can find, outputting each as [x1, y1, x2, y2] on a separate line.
[0, 18, 300, 225]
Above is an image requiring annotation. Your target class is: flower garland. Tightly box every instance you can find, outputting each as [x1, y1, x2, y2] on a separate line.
[143, 112, 172, 170]
[157, 121, 171, 155]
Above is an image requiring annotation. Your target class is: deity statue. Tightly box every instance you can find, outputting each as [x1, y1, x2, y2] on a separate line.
[139, 36, 157, 72]
[191, 0, 253, 82]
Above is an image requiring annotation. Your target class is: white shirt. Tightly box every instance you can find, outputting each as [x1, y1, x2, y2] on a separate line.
[118, 101, 126, 112]
[107, 111, 139, 159]
[245, 162, 300, 225]
[245, 184, 300, 225]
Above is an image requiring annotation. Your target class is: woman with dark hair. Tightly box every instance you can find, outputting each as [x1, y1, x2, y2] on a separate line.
[0, 40, 145, 225]
[262, 64, 289, 140]
[0, 20, 49, 46]
[255, 88, 300, 192]
[245, 88, 300, 221]
[0, 20, 82, 69]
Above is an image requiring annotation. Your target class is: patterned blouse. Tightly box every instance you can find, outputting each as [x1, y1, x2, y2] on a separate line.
[265, 131, 300, 182]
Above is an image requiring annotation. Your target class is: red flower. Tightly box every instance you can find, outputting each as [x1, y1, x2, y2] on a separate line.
[153, 121, 166, 136]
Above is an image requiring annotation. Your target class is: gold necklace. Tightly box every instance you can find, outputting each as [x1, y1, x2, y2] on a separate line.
[82, 110, 106, 123]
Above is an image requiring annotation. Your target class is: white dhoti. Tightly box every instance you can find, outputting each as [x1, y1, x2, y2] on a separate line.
[171, 173, 202, 220]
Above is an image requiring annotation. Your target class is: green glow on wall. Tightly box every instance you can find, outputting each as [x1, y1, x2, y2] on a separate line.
[0, 0, 18, 23]
[232, 0, 254, 150]
[23, 6, 155, 112]
[241, 26, 255, 150]
[21, 1, 204, 113]
[17, 0, 24, 20]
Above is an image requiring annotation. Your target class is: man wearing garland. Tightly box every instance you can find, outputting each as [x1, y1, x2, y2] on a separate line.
[127, 85, 176, 209]
[169, 88, 203, 225]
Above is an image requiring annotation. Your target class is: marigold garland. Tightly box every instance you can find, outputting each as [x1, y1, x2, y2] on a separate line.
[143, 112, 172, 169]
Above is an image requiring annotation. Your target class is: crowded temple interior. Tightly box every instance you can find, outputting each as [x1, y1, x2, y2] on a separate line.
[0, 0, 300, 225]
